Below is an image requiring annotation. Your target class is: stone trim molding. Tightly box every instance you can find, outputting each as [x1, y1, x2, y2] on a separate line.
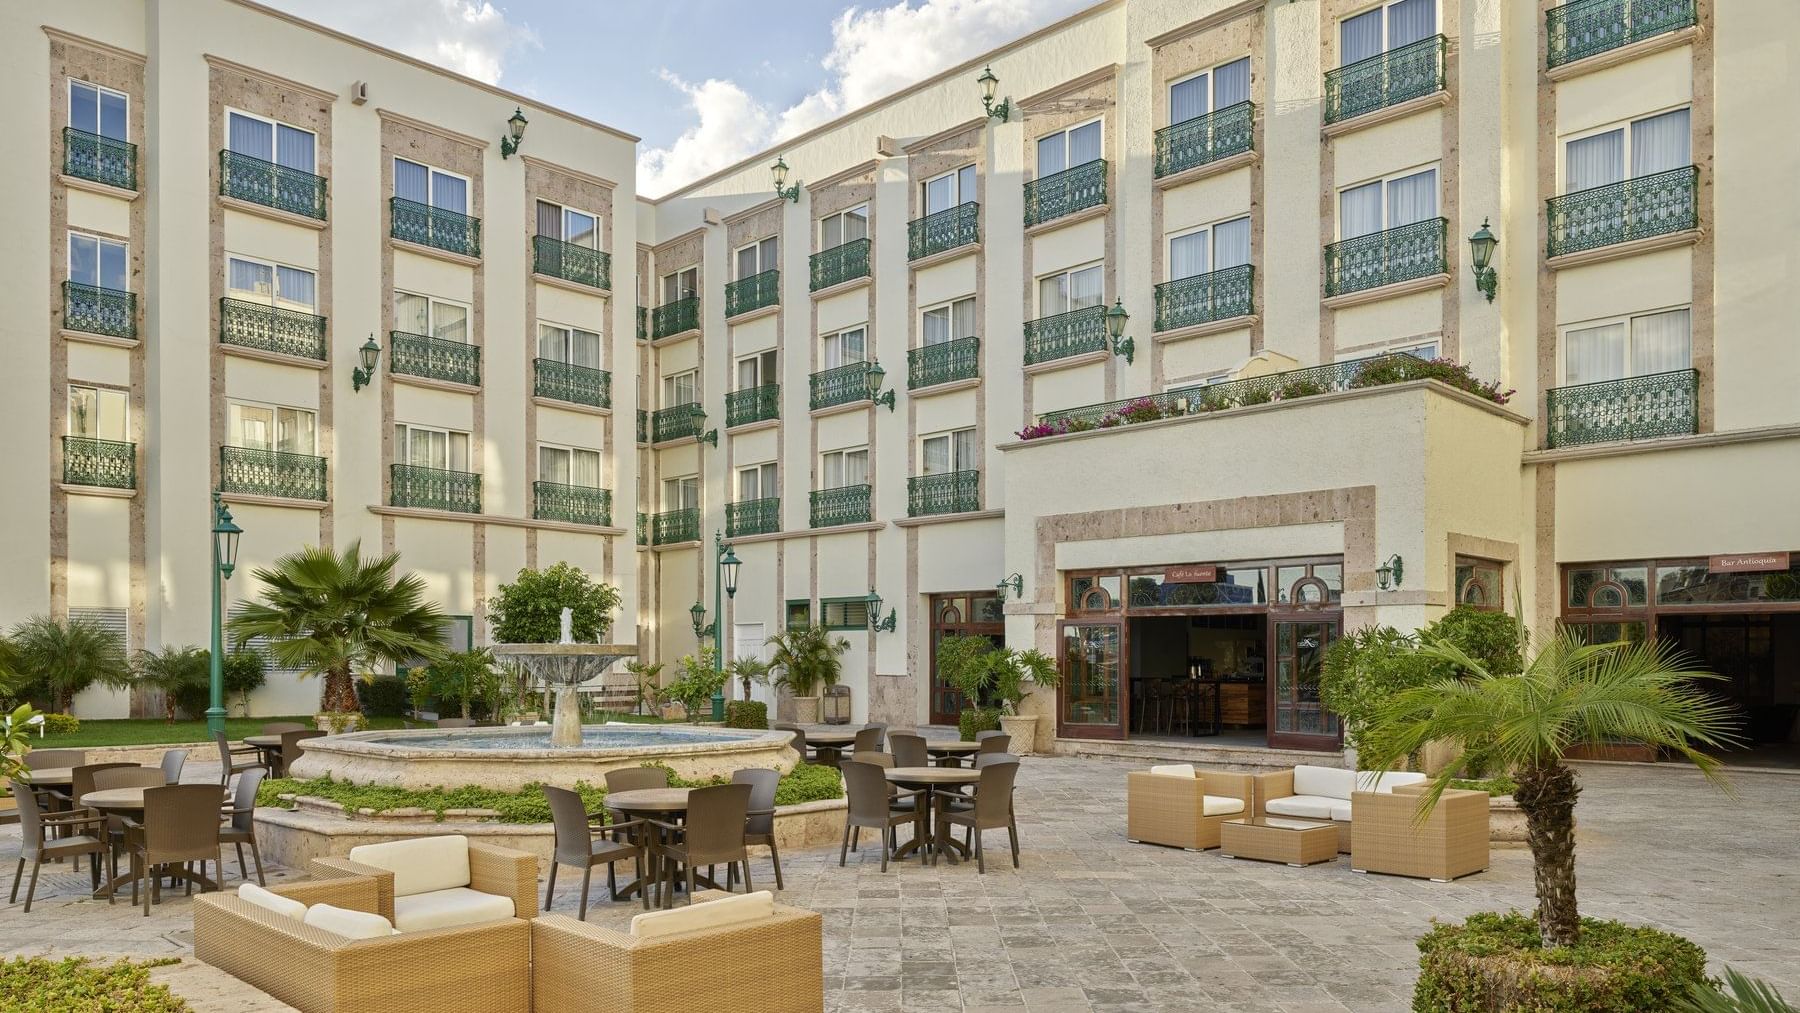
[375, 109, 488, 150]
[202, 54, 336, 102]
[60, 175, 139, 201]
[517, 154, 616, 191]
[903, 117, 989, 155]
[1144, 0, 1264, 47]
[532, 272, 610, 297]
[41, 27, 144, 64]
[1023, 203, 1109, 238]
[1545, 27, 1701, 82]
[59, 484, 136, 500]
[1153, 315, 1258, 344]
[532, 397, 609, 418]
[723, 520, 887, 547]
[390, 238, 481, 267]
[1321, 272, 1451, 310]
[1544, 229, 1703, 271]
[220, 492, 330, 512]
[723, 196, 786, 226]
[1318, 89, 1451, 139]
[907, 243, 981, 272]
[367, 505, 625, 537]
[219, 344, 330, 371]
[1022, 348, 1110, 377]
[1019, 64, 1120, 110]
[910, 377, 981, 399]
[807, 159, 881, 193]
[809, 275, 872, 301]
[1521, 424, 1800, 464]
[1152, 150, 1258, 190]
[892, 509, 1004, 529]
[217, 193, 329, 230]
[62, 330, 139, 350]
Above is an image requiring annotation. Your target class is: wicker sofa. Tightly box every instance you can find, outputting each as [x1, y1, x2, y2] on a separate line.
[1125, 764, 1252, 850]
[1349, 784, 1490, 881]
[307, 835, 538, 930]
[1252, 764, 1429, 852]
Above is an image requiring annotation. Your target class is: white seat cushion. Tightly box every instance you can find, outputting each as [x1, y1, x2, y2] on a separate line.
[1201, 795, 1245, 817]
[238, 883, 306, 921]
[1264, 795, 1342, 821]
[1330, 801, 1353, 822]
[303, 903, 398, 940]
[1356, 770, 1429, 794]
[630, 890, 776, 939]
[391, 887, 515, 932]
[347, 835, 470, 898]
[1292, 765, 1358, 800]
[1148, 764, 1197, 778]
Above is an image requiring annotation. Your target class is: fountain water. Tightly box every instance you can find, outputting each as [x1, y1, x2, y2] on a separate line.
[490, 607, 636, 747]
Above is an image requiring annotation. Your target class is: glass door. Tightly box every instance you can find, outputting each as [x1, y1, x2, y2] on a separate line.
[928, 593, 1005, 725]
[1057, 619, 1127, 740]
[1267, 618, 1341, 750]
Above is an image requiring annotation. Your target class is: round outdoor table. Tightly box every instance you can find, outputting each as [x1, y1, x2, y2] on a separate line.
[603, 787, 725, 906]
[883, 767, 979, 863]
[925, 741, 979, 767]
[19, 767, 77, 787]
[81, 786, 230, 899]
[243, 735, 285, 776]
[799, 727, 858, 767]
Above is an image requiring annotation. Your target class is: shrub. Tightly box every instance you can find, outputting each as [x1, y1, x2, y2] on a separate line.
[1350, 354, 1515, 405]
[1423, 606, 1524, 676]
[1239, 387, 1274, 406]
[1320, 626, 1441, 759]
[488, 563, 622, 643]
[223, 650, 267, 715]
[1113, 398, 1165, 425]
[1414, 912, 1709, 1012]
[1678, 967, 1798, 1013]
[1276, 378, 1328, 400]
[773, 762, 845, 805]
[1448, 775, 1518, 796]
[665, 650, 726, 720]
[725, 700, 768, 729]
[0, 956, 188, 1012]
[39, 712, 80, 735]
[359, 676, 408, 718]
[958, 707, 1001, 741]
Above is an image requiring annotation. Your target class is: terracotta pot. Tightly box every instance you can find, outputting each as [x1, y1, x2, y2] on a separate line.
[791, 696, 821, 724]
[998, 714, 1038, 755]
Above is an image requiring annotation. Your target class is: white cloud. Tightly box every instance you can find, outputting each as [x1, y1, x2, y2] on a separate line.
[264, 0, 536, 85]
[636, 72, 775, 198]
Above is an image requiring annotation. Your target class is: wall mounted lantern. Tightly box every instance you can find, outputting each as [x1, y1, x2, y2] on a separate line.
[998, 573, 1024, 599]
[1376, 554, 1406, 590]
[771, 156, 801, 203]
[977, 66, 1011, 123]
[865, 361, 897, 412]
[697, 428, 718, 448]
[500, 107, 528, 159]
[351, 335, 381, 392]
[1103, 300, 1134, 365]
[1468, 218, 1498, 303]
[864, 587, 898, 633]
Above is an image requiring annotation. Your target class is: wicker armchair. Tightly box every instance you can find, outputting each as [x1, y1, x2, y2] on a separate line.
[1349, 785, 1490, 882]
[308, 837, 538, 928]
[1126, 766, 1252, 851]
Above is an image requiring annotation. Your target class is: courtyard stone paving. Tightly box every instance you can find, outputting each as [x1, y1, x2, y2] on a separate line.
[2, 755, 1795, 1012]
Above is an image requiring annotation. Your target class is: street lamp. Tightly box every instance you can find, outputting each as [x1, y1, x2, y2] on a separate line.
[977, 65, 1011, 123]
[690, 532, 744, 720]
[500, 107, 529, 159]
[771, 156, 801, 203]
[1103, 300, 1134, 365]
[864, 587, 897, 634]
[1468, 218, 1499, 303]
[351, 334, 381, 392]
[207, 491, 243, 737]
[865, 360, 896, 412]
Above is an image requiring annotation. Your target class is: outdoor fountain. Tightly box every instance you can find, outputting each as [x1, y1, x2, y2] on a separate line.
[489, 607, 636, 747]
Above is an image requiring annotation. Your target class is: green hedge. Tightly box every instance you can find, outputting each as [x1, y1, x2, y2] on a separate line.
[1414, 912, 1709, 1012]
[958, 707, 1000, 741]
[0, 956, 189, 1011]
[39, 712, 80, 735]
[724, 700, 768, 729]
[359, 676, 408, 718]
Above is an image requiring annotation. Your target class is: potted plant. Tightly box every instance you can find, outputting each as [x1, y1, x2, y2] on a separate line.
[936, 635, 1058, 754]
[766, 625, 850, 725]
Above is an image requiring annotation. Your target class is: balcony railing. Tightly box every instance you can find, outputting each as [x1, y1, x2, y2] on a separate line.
[810, 484, 872, 528]
[652, 403, 707, 443]
[62, 436, 135, 490]
[636, 409, 649, 444]
[1155, 265, 1254, 332]
[809, 362, 876, 411]
[1024, 160, 1107, 228]
[810, 238, 870, 291]
[726, 384, 780, 428]
[908, 471, 980, 517]
[534, 481, 612, 526]
[219, 297, 327, 360]
[390, 463, 481, 513]
[535, 358, 611, 409]
[909, 336, 980, 390]
[1324, 34, 1447, 125]
[1547, 0, 1695, 68]
[219, 445, 327, 501]
[908, 203, 980, 261]
[652, 295, 699, 339]
[1039, 351, 1426, 428]
[532, 235, 610, 290]
[1023, 305, 1108, 366]
[64, 127, 135, 190]
[726, 269, 780, 317]
[637, 512, 647, 544]
[1545, 368, 1697, 448]
[390, 197, 480, 258]
[636, 305, 649, 341]
[1545, 165, 1698, 259]
[727, 497, 781, 537]
[63, 281, 136, 340]
[1324, 218, 1447, 298]
[391, 331, 481, 387]
[652, 507, 701, 545]
[220, 150, 327, 221]
[1154, 101, 1255, 178]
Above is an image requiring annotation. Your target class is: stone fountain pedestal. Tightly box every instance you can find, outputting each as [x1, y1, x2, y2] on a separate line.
[487, 642, 638, 747]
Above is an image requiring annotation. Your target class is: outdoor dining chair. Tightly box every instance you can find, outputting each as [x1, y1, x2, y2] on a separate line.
[851, 725, 884, 754]
[213, 731, 264, 786]
[158, 750, 187, 784]
[729, 768, 783, 890]
[838, 760, 920, 873]
[122, 784, 226, 917]
[276, 729, 326, 778]
[218, 767, 267, 887]
[932, 759, 1020, 873]
[9, 783, 110, 913]
[604, 766, 670, 794]
[645, 783, 752, 907]
[774, 723, 820, 765]
[889, 732, 928, 768]
[24, 748, 86, 771]
[92, 767, 171, 884]
[976, 731, 1011, 754]
[542, 784, 646, 918]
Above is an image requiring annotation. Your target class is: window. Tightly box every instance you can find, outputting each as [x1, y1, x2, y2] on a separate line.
[539, 444, 602, 487]
[1562, 308, 1691, 386]
[922, 297, 976, 347]
[69, 233, 127, 292]
[735, 237, 778, 279]
[538, 322, 602, 368]
[393, 423, 469, 471]
[820, 597, 871, 631]
[394, 292, 468, 342]
[819, 205, 869, 249]
[228, 402, 316, 454]
[1455, 556, 1505, 611]
[393, 158, 467, 213]
[68, 385, 127, 440]
[923, 165, 977, 216]
[821, 326, 867, 370]
[1338, 166, 1437, 239]
[1168, 215, 1251, 280]
[921, 428, 978, 475]
[1036, 119, 1103, 176]
[821, 447, 869, 489]
[227, 255, 317, 312]
[737, 350, 777, 390]
[69, 606, 130, 653]
[1037, 263, 1104, 316]
[69, 80, 127, 140]
[663, 475, 699, 511]
[535, 200, 597, 249]
[1563, 108, 1691, 193]
[662, 369, 698, 407]
[1169, 57, 1251, 124]
[661, 267, 698, 304]
[227, 109, 316, 173]
[785, 600, 812, 631]
[738, 462, 777, 500]
[1340, 0, 1436, 65]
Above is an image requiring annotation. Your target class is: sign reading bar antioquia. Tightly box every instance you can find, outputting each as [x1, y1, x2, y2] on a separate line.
[1707, 552, 1791, 574]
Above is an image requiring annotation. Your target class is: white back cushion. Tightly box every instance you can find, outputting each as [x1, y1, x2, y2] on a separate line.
[630, 890, 776, 939]
[1356, 770, 1429, 794]
[1292, 765, 1357, 799]
[304, 903, 398, 939]
[238, 883, 306, 921]
[1148, 764, 1197, 778]
[347, 835, 470, 897]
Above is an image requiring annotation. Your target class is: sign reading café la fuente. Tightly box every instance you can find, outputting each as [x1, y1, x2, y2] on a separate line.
[1165, 564, 1219, 583]
[1707, 551, 1791, 574]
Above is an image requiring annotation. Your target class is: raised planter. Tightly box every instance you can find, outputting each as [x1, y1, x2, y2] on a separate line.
[790, 696, 821, 724]
[998, 714, 1038, 755]
[1488, 795, 1526, 848]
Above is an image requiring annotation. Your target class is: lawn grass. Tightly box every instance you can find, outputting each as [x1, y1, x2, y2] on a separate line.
[33, 715, 409, 748]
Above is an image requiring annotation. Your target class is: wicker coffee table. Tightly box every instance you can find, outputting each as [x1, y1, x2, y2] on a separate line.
[1219, 816, 1339, 867]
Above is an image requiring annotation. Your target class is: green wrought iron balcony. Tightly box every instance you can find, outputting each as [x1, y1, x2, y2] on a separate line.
[1545, 368, 1697, 449]
[909, 336, 979, 390]
[636, 305, 649, 341]
[1324, 35, 1446, 125]
[391, 331, 481, 387]
[63, 281, 136, 341]
[64, 127, 135, 190]
[908, 470, 980, 517]
[1154, 102, 1254, 179]
[219, 297, 327, 360]
[219, 445, 327, 501]
[390, 196, 480, 258]
[726, 383, 780, 428]
[1023, 305, 1108, 366]
[1324, 218, 1447, 298]
[62, 436, 135, 490]
[908, 203, 980, 261]
[533, 234, 610, 290]
[636, 409, 648, 444]
[652, 507, 701, 545]
[1155, 265, 1254, 332]
[726, 269, 780, 317]
[535, 358, 611, 409]
[1024, 160, 1107, 228]
[652, 402, 707, 443]
[220, 150, 327, 221]
[1547, 0, 1695, 69]
[1546, 166, 1697, 259]
[390, 463, 481, 513]
[727, 497, 780, 537]
[534, 481, 612, 526]
[810, 238, 870, 291]
[810, 484, 871, 528]
[636, 511, 647, 544]
[652, 295, 699, 339]
[809, 362, 876, 411]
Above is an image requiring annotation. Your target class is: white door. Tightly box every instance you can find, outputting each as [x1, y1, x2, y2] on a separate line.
[733, 622, 769, 704]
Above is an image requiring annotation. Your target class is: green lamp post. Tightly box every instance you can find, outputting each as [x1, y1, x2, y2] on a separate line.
[690, 531, 742, 720]
[207, 490, 243, 738]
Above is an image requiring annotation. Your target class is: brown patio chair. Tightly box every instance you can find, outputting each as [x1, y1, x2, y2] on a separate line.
[646, 783, 752, 907]
[839, 760, 919, 872]
[213, 731, 264, 786]
[850, 725, 883, 754]
[158, 750, 187, 784]
[218, 766, 267, 887]
[277, 729, 326, 778]
[66, 763, 135, 861]
[435, 717, 476, 728]
[122, 784, 226, 916]
[24, 748, 86, 770]
[542, 785, 646, 918]
[932, 759, 1020, 873]
[976, 731, 1011, 754]
[889, 732, 928, 768]
[9, 783, 111, 912]
[773, 723, 820, 765]
[91, 767, 170, 884]
[604, 766, 671, 794]
[728, 768, 784, 890]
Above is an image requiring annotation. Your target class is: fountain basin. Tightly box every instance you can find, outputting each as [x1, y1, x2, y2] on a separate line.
[288, 722, 798, 792]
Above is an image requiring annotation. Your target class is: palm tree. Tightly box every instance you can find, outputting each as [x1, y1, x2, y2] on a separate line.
[9, 615, 132, 713]
[728, 655, 771, 702]
[133, 645, 209, 722]
[766, 625, 851, 698]
[424, 648, 496, 720]
[1362, 630, 1739, 948]
[227, 541, 450, 714]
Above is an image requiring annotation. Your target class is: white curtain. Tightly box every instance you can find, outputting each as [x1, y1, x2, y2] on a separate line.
[1069, 121, 1102, 166]
[1339, 182, 1383, 238]
[1214, 59, 1251, 108]
[430, 171, 467, 213]
[572, 328, 601, 369]
[1169, 231, 1209, 280]
[278, 408, 316, 455]
[737, 357, 761, 389]
[394, 159, 429, 203]
[232, 405, 273, 450]
[228, 112, 273, 159]
[842, 206, 869, 244]
[922, 436, 950, 476]
[275, 266, 315, 310]
[1631, 108, 1691, 177]
[1170, 74, 1208, 124]
[736, 245, 759, 279]
[1341, 8, 1383, 64]
[840, 328, 866, 365]
[228, 258, 274, 299]
[434, 302, 467, 343]
[1388, 0, 1436, 47]
[1037, 133, 1067, 176]
[951, 297, 976, 338]
[738, 467, 761, 500]
[571, 450, 601, 488]
[1632, 309, 1692, 374]
[1564, 322, 1627, 385]
[537, 201, 563, 239]
[540, 448, 570, 485]
[1566, 130, 1624, 192]
[951, 429, 979, 471]
[925, 174, 955, 215]
[1038, 274, 1070, 316]
[539, 324, 566, 361]
[1213, 217, 1252, 269]
[275, 124, 314, 172]
[395, 293, 429, 335]
[1386, 168, 1437, 226]
[845, 449, 869, 486]
[1069, 266, 1104, 309]
[922, 306, 950, 346]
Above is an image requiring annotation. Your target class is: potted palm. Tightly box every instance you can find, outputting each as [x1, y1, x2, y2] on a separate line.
[936, 635, 1058, 753]
[766, 625, 850, 725]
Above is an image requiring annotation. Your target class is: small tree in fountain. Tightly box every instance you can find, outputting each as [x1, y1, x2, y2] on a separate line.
[489, 563, 621, 644]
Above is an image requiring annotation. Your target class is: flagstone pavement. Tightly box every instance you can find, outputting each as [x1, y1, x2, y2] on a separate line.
[2, 756, 1795, 1012]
